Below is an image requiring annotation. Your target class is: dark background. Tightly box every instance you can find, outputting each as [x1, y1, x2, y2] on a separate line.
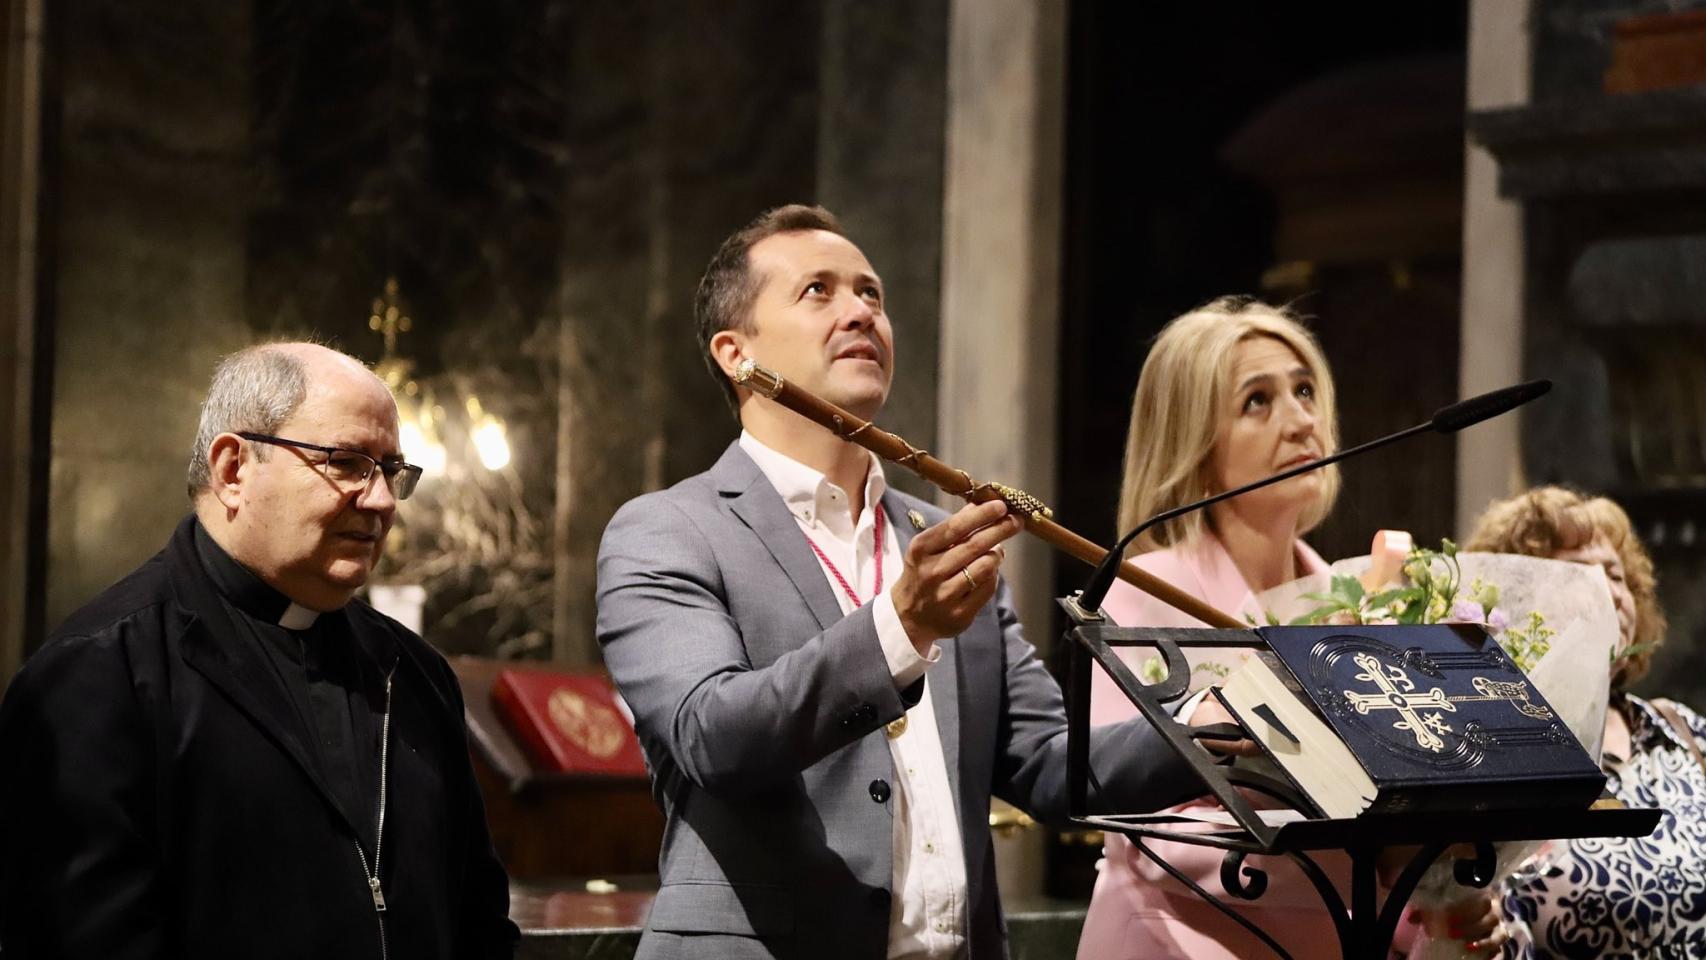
[1057, 2, 1470, 600]
[1048, 1, 1471, 895]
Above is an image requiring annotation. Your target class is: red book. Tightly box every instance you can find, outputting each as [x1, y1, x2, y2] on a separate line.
[490, 667, 646, 777]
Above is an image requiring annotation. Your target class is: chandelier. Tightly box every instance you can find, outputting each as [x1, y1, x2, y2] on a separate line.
[368, 276, 509, 477]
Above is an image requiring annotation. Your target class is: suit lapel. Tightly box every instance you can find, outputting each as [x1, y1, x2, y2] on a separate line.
[885, 492, 963, 801]
[716, 444, 847, 632]
[179, 623, 365, 839]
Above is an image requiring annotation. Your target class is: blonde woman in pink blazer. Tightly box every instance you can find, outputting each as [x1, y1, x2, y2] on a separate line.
[1076, 298, 1494, 959]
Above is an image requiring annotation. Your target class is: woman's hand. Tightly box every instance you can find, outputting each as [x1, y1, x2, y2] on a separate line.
[1411, 891, 1507, 953]
[1186, 693, 1263, 757]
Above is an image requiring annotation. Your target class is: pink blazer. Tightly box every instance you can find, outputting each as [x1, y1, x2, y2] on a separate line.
[1078, 532, 1377, 960]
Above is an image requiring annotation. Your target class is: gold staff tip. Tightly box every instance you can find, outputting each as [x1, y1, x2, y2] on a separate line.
[732, 359, 785, 399]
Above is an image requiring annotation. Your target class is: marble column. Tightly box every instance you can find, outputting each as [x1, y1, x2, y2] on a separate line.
[940, 0, 1068, 899]
[1457, 0, 1532, 536]
[551, 0, 821, 664]
[1, 0, 43, 681]
[941, 0, 1066, 649]
[43, 0, 254, 631]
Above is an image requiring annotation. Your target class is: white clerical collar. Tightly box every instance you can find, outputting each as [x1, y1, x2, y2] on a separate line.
[739, 431, 887, 537]
[278, 603, 322, 630]
[194, 519, 328, 631]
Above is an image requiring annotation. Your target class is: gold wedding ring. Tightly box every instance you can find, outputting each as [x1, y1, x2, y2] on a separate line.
[960, 567, 978, 591]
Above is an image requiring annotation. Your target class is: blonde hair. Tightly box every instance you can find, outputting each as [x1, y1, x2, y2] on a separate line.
[1116, 296, 1340, 552]
[1466, 486, 1664, 690]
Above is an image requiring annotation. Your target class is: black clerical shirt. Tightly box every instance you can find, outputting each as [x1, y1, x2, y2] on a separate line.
[192, 521, 384, 852]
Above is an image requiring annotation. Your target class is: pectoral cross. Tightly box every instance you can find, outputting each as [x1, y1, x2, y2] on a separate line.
[1344, 652, 1456, 752]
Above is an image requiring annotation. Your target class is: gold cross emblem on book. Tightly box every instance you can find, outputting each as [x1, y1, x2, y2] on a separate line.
[1344, 653, 1457, 751]
[1341, 652, 1552, 753]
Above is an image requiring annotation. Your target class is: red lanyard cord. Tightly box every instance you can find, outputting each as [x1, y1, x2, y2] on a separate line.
[803, 505, 886, 609]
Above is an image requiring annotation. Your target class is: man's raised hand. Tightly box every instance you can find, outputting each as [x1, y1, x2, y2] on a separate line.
[891, 500, 1024, 652]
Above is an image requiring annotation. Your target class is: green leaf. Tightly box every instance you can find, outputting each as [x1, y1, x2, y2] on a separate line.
[1139, 656, 1168, 684]
[1367, 587, 1423, 609]
[1615, 641, 1659, 664]
[1330, 574, 1366, 608]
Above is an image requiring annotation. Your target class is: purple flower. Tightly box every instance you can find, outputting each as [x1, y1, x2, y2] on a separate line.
[1486, 607, 1510, 635]
[1448, 599, 1486, 624]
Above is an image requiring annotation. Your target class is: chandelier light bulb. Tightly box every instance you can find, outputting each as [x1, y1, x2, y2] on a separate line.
[473, 417, 511, 471]
[400, 419, 448, 475]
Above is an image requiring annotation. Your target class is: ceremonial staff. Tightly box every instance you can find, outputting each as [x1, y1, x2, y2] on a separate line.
[732, 359, 1243, 629]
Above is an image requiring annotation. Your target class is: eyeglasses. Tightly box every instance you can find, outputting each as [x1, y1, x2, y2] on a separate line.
[237, 432, 424, 501]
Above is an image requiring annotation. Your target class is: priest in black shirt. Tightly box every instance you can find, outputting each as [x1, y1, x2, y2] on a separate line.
[0, 342, 519, 959]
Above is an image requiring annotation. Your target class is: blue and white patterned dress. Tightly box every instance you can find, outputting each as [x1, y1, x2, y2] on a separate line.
[1501, 695, 1706, 958]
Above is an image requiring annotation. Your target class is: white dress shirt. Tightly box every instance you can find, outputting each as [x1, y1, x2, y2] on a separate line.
[739, 432, 969, 960]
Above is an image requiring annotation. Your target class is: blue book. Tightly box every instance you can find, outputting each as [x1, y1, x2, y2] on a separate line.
[1215, 623, 1606, 818]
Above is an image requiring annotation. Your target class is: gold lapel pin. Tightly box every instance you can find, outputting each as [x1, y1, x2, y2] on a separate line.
[907, 509, 927, 532]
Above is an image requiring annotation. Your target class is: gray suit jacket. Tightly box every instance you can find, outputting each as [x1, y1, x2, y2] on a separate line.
[596, 443, 1197, 959]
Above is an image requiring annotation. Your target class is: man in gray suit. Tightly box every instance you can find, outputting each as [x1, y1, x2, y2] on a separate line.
[597, 205, 1200, 959]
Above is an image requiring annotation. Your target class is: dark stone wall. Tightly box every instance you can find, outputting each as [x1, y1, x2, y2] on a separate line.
[1057, 5, 1466, 578]
[1305, 260, 1463, 560]
[42, 0, 254, 633]
[2, 0, 48, 678]
[1520, 0, 1706, 705]
[243, 2, 575, 657]
[1521, 194, 1706, 706]
[553, 1, 949, 661]
[816, 0, 948, 504]
[552, 1, 827, 663]
[35, 1, 950, 665]
[1532, 0, 1706, 101]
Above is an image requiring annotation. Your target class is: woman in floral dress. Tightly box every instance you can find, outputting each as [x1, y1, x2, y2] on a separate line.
[1468, 486, 1706, 958]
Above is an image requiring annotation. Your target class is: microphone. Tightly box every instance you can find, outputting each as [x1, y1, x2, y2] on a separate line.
[1076, 379, 1552, 615]
[1430, 379, 1551, 433]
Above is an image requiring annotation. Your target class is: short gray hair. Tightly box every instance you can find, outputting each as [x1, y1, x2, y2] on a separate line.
[186, 345, 311, 499]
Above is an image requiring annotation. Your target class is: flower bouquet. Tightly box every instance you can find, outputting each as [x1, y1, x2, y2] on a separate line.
[1258, 538, 1623, 959]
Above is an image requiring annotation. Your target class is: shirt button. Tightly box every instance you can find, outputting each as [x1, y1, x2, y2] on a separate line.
[935, 920, 948, 933]
[869, 779, 891, 803]
[924, 842, 935, 853]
